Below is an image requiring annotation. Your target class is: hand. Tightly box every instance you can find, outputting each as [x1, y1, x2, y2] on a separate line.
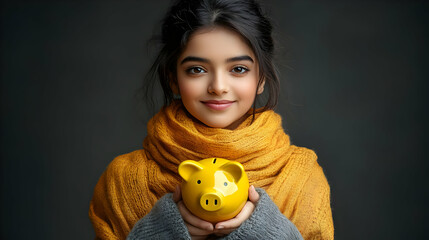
[213, 185, 260, 237]
[173, 185, 214, 240]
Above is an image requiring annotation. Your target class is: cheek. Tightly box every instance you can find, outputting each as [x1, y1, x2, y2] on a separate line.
[233, 79, 258, 100]
[179, 82, 203, 100]
[177, 75, 205, 99]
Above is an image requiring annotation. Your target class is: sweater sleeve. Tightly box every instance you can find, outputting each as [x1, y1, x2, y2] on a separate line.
[222, 188, 303, 240]
[293, 164, 334, 240]
[126, 193, 191, 240]
[89, 151, 161, 240]
[89, 170, 122, 240]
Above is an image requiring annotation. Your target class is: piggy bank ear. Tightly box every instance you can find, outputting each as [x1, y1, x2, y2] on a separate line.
[220, 161, 244, 182]
[178, 160, 204, 182]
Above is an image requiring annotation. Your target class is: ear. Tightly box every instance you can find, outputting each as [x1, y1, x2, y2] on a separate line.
[257, 78, 265, 95]
[178, 160, 203, 182]
[220, 161, 245, 182]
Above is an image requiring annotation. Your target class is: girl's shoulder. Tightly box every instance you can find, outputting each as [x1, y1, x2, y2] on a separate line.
[290, 145, 330, 193]
[109, 149, 146, 167]
[288, 145, 329, 185]
[289, 145, 319, 167]
[103, 149, 148, 179]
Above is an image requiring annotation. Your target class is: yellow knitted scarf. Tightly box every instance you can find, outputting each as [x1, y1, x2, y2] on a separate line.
[89, 101, 334, 239]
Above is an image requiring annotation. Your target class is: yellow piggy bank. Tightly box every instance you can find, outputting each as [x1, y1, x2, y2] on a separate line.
[178, 157, 249, 223]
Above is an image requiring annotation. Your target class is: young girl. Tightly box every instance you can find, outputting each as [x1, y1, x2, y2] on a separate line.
[89, 0, 334, 239]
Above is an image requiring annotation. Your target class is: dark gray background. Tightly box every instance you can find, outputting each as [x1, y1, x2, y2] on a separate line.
[1, 0, 428, 239]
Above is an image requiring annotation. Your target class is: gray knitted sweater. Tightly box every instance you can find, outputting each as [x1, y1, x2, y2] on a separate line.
[127, 188, 303, 240]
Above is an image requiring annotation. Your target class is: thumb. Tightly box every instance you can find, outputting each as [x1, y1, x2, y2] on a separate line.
[248, 185, 260, 203]
[173, 185, 182, 202]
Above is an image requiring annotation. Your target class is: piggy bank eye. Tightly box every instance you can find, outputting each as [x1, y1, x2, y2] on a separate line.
[197, 180, 201, 184]
[224, 182, 228, 186]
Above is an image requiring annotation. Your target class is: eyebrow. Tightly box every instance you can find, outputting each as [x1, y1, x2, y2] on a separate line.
[180, 55, 254, 65]
[227, 55, 254, 63]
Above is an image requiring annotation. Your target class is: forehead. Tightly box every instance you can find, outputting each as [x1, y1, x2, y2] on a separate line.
[179, 27, 256, 61]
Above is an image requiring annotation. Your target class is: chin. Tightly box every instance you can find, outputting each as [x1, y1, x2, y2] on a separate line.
[201, 120, 232, 129]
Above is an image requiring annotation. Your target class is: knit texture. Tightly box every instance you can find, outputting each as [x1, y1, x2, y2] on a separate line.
[126, 194, 190, 240]
[220, 188, 303, 240]
[89, 100, 334, 239]
[127, 189, 303, 240]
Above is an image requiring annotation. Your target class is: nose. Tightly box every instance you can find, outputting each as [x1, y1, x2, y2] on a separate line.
[200, 192, 222, 211]
[208, 73, 229, 95]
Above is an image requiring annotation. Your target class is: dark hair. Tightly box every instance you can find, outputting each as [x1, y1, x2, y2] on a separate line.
[144, 0, 279, 114]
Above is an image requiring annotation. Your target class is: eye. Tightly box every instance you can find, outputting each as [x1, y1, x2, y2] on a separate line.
[224, 182, 228, 186]
[187, 67, 206, 74]
[231, 66, 249, 74]
[197, 180, 201, 184]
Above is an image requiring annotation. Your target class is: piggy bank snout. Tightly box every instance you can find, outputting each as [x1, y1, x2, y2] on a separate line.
[200, 192, 222, 211]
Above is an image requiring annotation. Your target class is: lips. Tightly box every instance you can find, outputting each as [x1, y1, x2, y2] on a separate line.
[202, 100, 235, 111]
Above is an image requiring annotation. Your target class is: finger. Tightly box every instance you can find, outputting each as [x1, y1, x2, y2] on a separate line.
[177, 201, 214, 231]
[213, 227, 236, 236]
[248, 185, 260, 203]
[173, 185, 181, 202]
[215, 201, 255, 230]
[186, 223, 213, 237]
[190, 236, 208, 240]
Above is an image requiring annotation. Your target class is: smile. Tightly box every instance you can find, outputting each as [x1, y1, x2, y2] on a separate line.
[201, 100, 235, 111]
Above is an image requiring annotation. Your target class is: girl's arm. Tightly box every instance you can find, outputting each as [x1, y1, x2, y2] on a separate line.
[292, 163, 334, 240]
[126, 186, 215, 240]
[126, 193, 191, 240]
[218, 188, 303, 240]
[127, 186, 303, 240]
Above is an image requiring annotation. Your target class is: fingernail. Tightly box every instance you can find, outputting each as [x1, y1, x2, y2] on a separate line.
[216, 225, 224, 230]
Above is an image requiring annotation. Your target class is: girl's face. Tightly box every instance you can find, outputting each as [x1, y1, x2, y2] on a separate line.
[175, 27, 264, 130]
